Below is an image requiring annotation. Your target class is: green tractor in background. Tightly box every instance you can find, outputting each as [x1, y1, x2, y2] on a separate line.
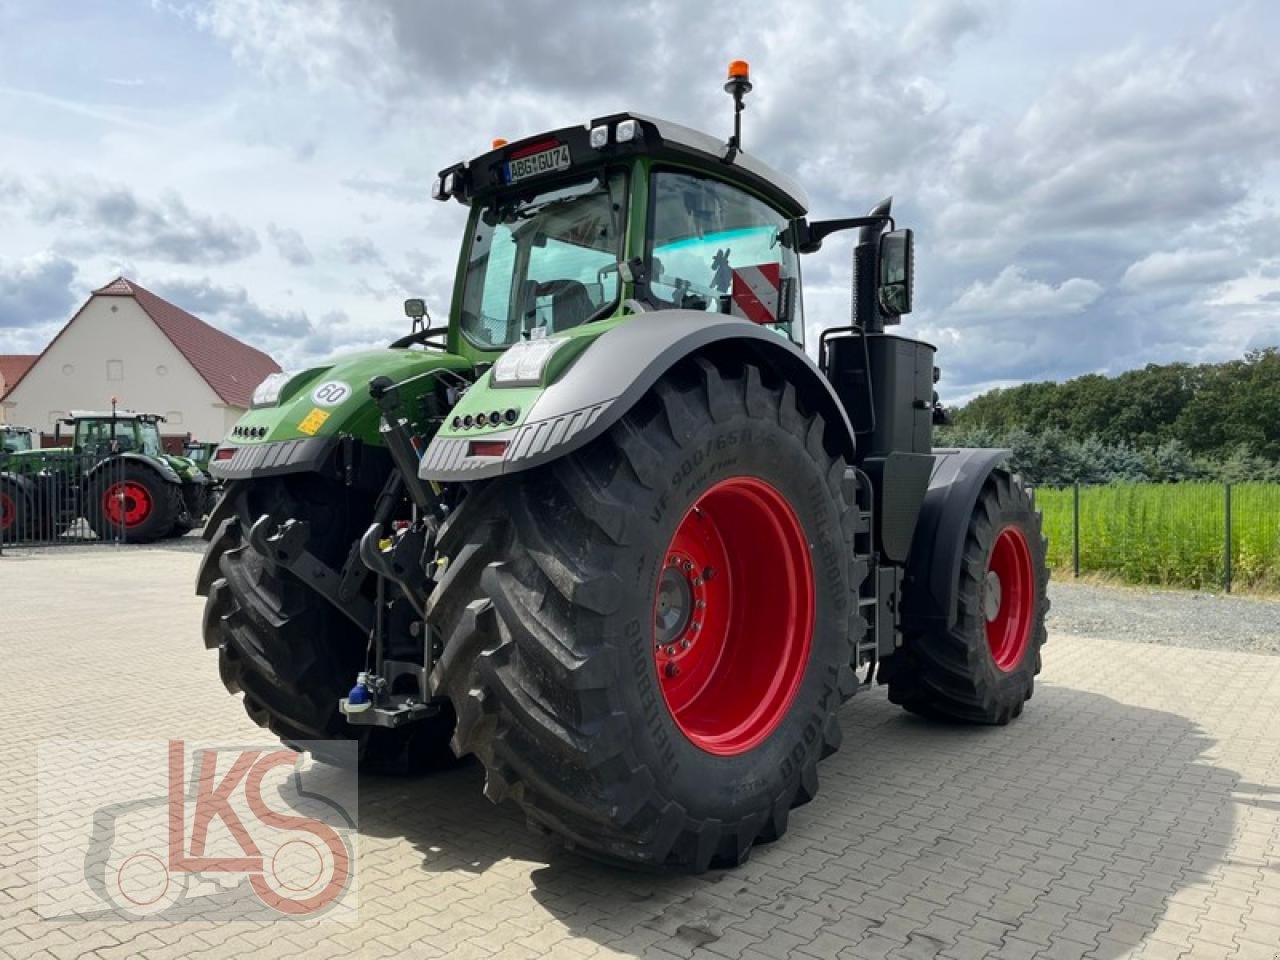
[1, 408, 212, 543]
[198, 64, 1049, 871]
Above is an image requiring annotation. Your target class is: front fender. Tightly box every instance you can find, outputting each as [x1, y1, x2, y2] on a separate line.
[902, 447, 1010, 631]
[420, 311, 857, 482]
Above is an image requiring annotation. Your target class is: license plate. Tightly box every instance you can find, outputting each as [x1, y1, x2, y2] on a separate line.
[505, 144, 571, 183]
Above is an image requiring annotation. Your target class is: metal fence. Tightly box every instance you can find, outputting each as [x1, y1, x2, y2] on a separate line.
[1036, 482, 1280, 593]
[0, 450, 132, 550]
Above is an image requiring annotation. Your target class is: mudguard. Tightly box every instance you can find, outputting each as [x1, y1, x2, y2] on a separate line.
[420, 311, 857, 482]
[87, 452, 181, 485]
[902, 447, 1010, 631]
[0, 471, 34, 501]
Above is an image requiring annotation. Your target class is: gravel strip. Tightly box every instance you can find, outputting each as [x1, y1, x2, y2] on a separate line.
[1047, 580, 1280, 655]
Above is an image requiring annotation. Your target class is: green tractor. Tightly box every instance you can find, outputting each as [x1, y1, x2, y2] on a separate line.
[198, 64, 1049, 871]
[1, 408, 212, 543]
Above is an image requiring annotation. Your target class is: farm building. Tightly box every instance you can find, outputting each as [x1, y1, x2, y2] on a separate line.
[0, 355, 37, 424]
[0, 277, 280, 443]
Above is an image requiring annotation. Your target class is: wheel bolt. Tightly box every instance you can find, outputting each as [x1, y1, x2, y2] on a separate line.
[696, 600, 706, 609]
[680, 639, 690, 649]
[682, 560, 694, 572]
[692, 577, 703, 587]
[690, 621, 700, 632]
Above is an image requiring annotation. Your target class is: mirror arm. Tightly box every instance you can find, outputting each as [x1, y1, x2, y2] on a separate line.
[797, 214, 895, 254]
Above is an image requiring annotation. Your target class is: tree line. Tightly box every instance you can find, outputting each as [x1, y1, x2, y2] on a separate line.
[938, 347, 1280, 486]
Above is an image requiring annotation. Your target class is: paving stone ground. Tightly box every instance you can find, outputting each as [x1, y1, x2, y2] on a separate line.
[1, 541, 1279, 960]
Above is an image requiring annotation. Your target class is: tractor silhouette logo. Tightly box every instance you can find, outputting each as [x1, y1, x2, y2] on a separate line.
[73, 741, 356, 920]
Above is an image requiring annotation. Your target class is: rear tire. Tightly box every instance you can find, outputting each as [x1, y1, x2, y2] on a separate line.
[429, 358, 864, 870]
[888, 470, 1049, 724]
[88, 463, 180, 544]
[0, 482, 27, 543]
[200, 475, 455, 772]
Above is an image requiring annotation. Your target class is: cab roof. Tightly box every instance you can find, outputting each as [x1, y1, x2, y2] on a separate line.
[64, 410, 164, 423]
[442, 112, 809, 219]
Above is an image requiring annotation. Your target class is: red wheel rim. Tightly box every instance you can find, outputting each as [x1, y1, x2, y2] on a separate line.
[103, 481, 153, 527]
[985, 525, 1034, 671]
[0, 491, 14, 532]
[653, 477, 815, 755]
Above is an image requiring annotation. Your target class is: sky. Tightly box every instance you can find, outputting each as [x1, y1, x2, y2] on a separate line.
[1, 0, 1278, 403]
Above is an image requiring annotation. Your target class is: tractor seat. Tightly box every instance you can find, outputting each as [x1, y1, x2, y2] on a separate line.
[537, 279, 595, 331]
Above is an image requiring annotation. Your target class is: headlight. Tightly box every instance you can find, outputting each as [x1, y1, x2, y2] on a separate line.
[252, 371, 292, 408]
[491, 338, 567, 387]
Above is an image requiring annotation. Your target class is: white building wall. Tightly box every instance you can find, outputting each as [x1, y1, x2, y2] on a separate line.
[3, 296, 241, 442]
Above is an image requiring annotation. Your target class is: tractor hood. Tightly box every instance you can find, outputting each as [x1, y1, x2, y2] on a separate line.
[211, 347, 472, 481]
[161, 454, 207, 483]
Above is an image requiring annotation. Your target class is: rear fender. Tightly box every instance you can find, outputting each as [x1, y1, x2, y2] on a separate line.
[0, 471, 34, 503]
[87, 453, 181, 486]
[902, 447, 1009, 631]
[420, 310, 857, 482]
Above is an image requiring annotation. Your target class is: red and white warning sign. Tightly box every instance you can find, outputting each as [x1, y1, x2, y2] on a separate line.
[730, 263, 782, 325]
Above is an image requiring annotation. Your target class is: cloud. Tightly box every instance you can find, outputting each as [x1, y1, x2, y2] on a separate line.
[904, 0, 1005, 57]
[338, 236, 383, 266]
[1121, 249, 1239, 290]
[340, 173, 426, 203]
[150, 277, 312, 339]
[267, 223, 314, 266]
[19, 0, 1270, 401]
[6, 175, 260, 265]
[950, 267, 1103, 318]
[0, 252, 79, 330]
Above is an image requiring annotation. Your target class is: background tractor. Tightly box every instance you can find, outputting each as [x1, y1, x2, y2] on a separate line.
[1, 408, 211, 543]
[198, 63, 1049, 870]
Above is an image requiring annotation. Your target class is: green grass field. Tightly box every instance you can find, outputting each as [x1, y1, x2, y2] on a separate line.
[1035, 482, 1280, 592]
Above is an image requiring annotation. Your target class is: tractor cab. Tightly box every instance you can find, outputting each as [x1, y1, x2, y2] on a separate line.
[433, 69, 916, 400]
[1, 425, 33, 454]
[434, 89, 817, 355]
[63, 411, 166, 458]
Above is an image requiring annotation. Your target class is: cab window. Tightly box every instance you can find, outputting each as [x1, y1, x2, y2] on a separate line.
[646, 170, 804, 346]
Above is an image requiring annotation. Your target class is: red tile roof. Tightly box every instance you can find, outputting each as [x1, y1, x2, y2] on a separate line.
[92, 277, 281, 408]
[0, 355, 37, 398]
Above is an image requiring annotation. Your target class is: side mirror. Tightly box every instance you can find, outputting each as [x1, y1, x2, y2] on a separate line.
[403, 298, 428, 322]
[878, 228, 913, 317]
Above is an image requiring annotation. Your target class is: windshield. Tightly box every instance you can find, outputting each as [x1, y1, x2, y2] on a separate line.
[2, 431, 31, 453]
[459, 171, 627, 349]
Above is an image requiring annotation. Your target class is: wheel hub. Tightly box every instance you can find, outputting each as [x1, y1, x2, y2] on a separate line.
[104, 481, 153, 527]
[655, 557, 699, 649]
[983, 570, 1002, 622]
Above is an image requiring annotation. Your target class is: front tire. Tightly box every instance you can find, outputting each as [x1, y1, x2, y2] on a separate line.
[430, 358, 863, 870]
[200, 475, 455, 772]
[888, 470, 1049, 723]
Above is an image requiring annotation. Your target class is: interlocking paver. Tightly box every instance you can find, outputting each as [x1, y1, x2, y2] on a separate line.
[1, 545, 1279, 960]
